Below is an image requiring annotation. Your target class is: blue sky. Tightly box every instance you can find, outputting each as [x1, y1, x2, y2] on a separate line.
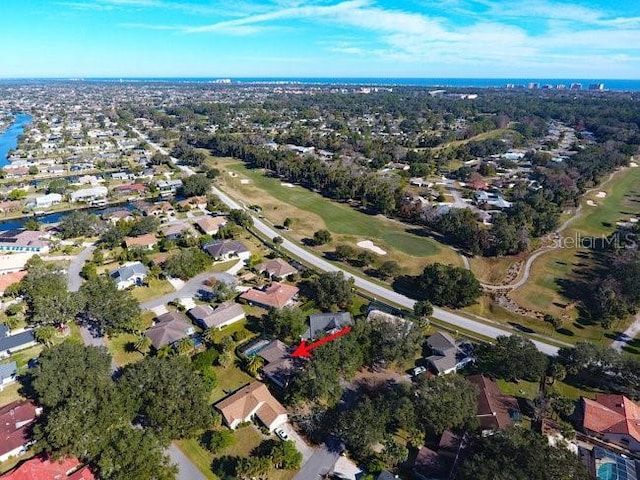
[0, 0, 639, 78]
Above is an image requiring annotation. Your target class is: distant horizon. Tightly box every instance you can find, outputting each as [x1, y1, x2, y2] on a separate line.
[0, 76, 637, 80]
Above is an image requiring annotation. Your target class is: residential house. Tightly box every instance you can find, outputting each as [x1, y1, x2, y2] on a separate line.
[303, 312, 353, 341]
[425, 332, 474, 375]
[0, 230, 49, 254]
[0, 456, 94, 480]
[145, 311, 195, 350]
[188, 302, 245, 330]
[582, 394, 640, 452]
[70, 186, 108, 203]
[257, 340, 301, 388]
[0, 361, 17, 390]
[109, 262, 148, 290]
[112, 183, 146, 196]
[240, 282, 299, 310]
[140, 201, 174, 217]
[376, 471, 397, 480]
[0, 400, 42, 462]
[0, 326, 37, 358]
[257, 258, 298, 280]
[177, 196, 207, 210]
[124, 233, 157, 250]
[45, 165, 66, 176]
[215, 381, 287, 431]
[0, 201, 22, 214]
[0, 271, 27, 295]
[161, 222, 190, 240]
[413, 431, 465, 480]
[467, 374, 520, 435]
[112, 172, 134, 181]
[33, 193, 62, 209]
[195, 216, 227, 235]
[102, 210, 133, 224]
[204, 240, 251, 262]
[157, 180, 182, 198]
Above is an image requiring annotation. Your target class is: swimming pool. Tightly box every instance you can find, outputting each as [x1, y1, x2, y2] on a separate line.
[241, 338, 270, 357]
[598, 462, 618, 480]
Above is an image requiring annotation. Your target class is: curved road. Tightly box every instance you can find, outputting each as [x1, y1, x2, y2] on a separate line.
[134, 128, 561, 356]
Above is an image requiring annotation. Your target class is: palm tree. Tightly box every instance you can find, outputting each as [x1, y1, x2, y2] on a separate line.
[203, 327, 217, 345]
[156, 345, 173, 358]
[134, 335, 151, 354]
[244, 355, 264, 377]
[34, 326, 56, 347]
[176, 337, 194, 356]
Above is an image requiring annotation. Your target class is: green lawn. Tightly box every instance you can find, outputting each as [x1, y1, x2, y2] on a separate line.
[131, 278, 175, 303]
[176, 425, 295, 480]
[216, 159, 447, 258]
[508, 165, 640, 345]
[105, 333, 144, 367]
[0, 382, 25, 407]
[497, 378, 540, 400]
[209, 362, 255, 404]
[209, 259, 242, 273]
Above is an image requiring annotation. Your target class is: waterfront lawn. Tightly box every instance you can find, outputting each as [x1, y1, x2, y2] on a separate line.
[497, 378, 539, 401]
[0, 382, 25, 408]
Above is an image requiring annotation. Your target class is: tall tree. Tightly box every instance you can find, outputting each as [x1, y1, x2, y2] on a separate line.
[475, 335, 548, 382]
[80, 275, 141, 334]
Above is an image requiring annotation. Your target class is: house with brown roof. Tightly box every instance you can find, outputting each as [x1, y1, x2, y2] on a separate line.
[239, 282, 299, 310]
[124, 233, 157, 250]
[215, 381, 287, 431]
[113, 183, 146, 196]
[0, 271, 27, 296]
[140, 201, 174, 217]
[161, 222, 191, 240]
[467, 374, 520, 435]
[257, 258, 298, 280]
[257, 340, 301, 388]
[145, 311, 195, 350]
[195, 216, 227, 235]
[188, 302, 245, 330]
[582, 394, 640, 452]
[0, 455, 95, 480]
[203, 240, 250, 261]
[103, 209, 134, 225]
[0, 400, 42, 463]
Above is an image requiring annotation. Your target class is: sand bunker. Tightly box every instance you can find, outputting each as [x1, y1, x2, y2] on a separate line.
[357, 240, 387, 255]
[240, 179, 251, 184]
[586, 200, 596, 207]
[596, 191, 607, 198]
[281, 182, 295, 188]
[228, 172, 238, 177]
[631, 162, 638, 167]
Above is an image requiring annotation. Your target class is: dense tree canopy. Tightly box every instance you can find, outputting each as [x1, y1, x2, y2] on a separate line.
[58, 211, 104, 239]
[475, 335, 548, 382]
[163, 247, 210, 279]
[181, 174, 212, 197]
[309, 271, 354, 311]
[80, 275, 141, 334]
[415, 263, 482, 308]
[456, 429, 589, 480]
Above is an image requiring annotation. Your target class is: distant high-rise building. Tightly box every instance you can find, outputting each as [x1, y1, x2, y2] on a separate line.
[570, 83, 582, 90]
[528, 82, 539, 90]
[588, 83, 605, 91]
[556, 84, 566, 90]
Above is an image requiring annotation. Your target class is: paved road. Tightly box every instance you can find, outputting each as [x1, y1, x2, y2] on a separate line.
[167, 444, 206, 480]
[293, 439, 341, 480]
[611, 312, 640, 352]
[67, 244, 96, 292]
[212, 185, 561, 356]
[139, 271, 236, 311]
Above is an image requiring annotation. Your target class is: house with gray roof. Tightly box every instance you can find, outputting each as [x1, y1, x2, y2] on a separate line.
[0, 361, 17, 390]
[302, 312, 353, 341]
[203, 240, 251, 262]
[425, 332, 474, 376]
[188, 302, 245, 330]
[145, 311, 195, 350]
[110, 261, 148, 290]
[0, 326, 36, 358]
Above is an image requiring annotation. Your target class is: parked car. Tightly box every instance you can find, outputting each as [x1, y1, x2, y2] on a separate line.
[274, 427, 289, 441]
[411, 366, 427, 377]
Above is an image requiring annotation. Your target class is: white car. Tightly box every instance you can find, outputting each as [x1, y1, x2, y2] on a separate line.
[411, 366, 427, 377]
[274, 427, 289, 441]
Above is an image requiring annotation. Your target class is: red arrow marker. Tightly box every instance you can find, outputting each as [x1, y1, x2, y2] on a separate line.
[290, 326, 352, 358]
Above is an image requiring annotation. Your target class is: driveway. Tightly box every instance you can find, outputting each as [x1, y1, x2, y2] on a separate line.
[294, 436, 343, 480]
[280, 423, 314, 463]
[67, 244, 96, 292]
[167, 444, 206, 480]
